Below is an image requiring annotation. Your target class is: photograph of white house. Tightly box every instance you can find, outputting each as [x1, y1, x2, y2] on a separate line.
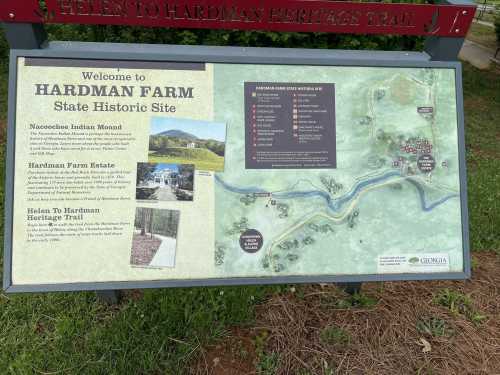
[136, 163, 194, 202]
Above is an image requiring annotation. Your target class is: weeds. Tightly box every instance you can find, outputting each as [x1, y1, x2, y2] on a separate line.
[320, 325, 351, 347]
[433, 289, 487, 324]
[256, 352, 280, 375]
[416, 317, 453, 337]
[336, 293, 378, 309]
[254, 330, 280, 374]
[471, 257, 479, 271]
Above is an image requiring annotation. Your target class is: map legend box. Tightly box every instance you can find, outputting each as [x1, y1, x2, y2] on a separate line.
[245, 82, 336, 169]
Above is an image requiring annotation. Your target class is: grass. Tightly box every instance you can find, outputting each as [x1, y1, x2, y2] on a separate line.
[463, 64, 500, 251]
[148, 148, 224, 171]
[319, 325, 351, 347]
[256, 352, 280, 375]
[0, 286, 274, 374]
[478, 12, 498, 24]
[466, 22, 498, 50]
[433, 289, 487, 324]
[0, 58, 499, 373]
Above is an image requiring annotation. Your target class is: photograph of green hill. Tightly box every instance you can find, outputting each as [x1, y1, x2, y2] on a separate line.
[149, 117, 226, 171]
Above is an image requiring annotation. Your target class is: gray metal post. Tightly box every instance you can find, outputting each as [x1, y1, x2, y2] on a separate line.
[2, 23, 47, 49]
[423, 0, 471, 61]
[96, 290, 122, 304]
[337, 282, 362, 296]
[424, 36, 466, 61]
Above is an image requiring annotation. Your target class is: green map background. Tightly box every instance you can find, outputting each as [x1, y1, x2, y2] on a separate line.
[213, 64, 464, 277]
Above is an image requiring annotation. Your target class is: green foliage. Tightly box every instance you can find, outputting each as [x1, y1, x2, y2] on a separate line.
[336, 292, 378, 309]
[41, 24, 423, 52]
[253, 330, 280, 375]
[149, 135, 225, 157]
[319, 290, 378, 310]
[256, 352, 280, 375]
[136, 162, 156, 183]
[319, 325, 351, 347]
[433, 289, 486, 324]
[253, 329, 269, 351]
[416, 317, 453, 337]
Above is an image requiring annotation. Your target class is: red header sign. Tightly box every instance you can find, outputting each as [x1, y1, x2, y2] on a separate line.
[0, 0, 475, 37]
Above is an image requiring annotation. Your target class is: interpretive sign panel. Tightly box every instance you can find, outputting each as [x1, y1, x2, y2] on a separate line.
[3, 44, 469, 292]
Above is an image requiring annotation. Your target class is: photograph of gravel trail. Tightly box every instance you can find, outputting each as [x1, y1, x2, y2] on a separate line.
[130, 207, 180, 269]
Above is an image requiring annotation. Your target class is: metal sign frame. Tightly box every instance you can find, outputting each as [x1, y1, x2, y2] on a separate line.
[3, 42, 470, 293]
[0, 0, 474, 296]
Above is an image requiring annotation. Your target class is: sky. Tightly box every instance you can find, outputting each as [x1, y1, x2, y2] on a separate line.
[150, 117, 226, 142]
[153, 163, 179, 173]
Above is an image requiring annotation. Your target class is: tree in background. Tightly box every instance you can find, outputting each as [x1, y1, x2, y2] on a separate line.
[205, 139, 225, 156]
[136, 207, 153, 237]
[177, 164, 194, 191]
[39, 24, 423, 53]
[136, 163, 156, 185]
[135, 208, 180, 239]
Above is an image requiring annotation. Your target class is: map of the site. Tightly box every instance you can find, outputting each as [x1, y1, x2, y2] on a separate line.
[214, 64, 465, 278]
[7, 52, 468, 292]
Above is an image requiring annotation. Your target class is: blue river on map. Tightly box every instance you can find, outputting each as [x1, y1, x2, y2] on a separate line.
[214, 171, 459, 214]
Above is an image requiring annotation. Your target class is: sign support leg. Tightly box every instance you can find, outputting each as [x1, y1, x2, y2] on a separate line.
[2, 23, 46, 49]
[423, 0, 467, 62]
[96, 290, 121, 304]
[337, 282, 362, 295]
[423, 36, 465, 61]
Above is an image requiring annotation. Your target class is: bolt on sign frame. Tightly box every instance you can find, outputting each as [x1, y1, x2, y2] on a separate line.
[1, 0, 475, 296]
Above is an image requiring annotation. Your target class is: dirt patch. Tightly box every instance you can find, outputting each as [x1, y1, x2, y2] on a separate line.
[192, 252, 500, 374]
[195, 328, 257, 375]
